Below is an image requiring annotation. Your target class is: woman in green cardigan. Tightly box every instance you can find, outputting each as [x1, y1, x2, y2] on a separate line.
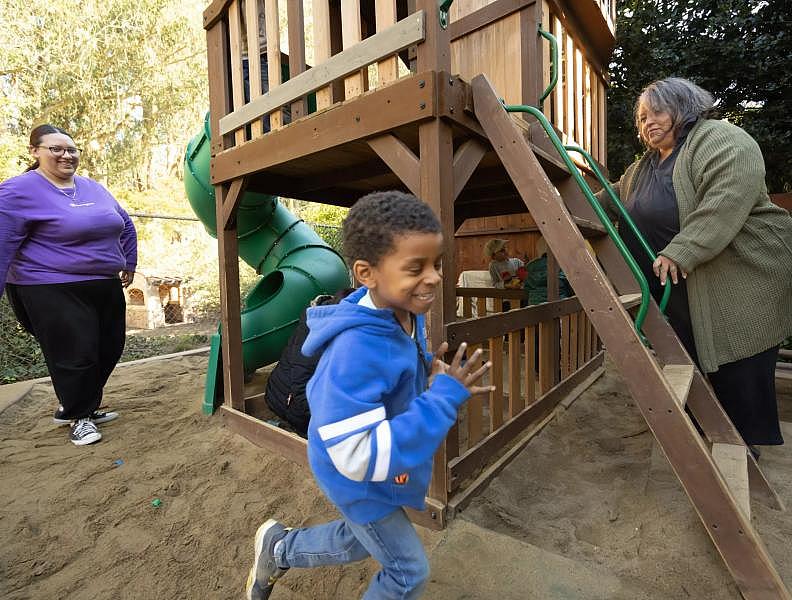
[603, 77, 792, 454]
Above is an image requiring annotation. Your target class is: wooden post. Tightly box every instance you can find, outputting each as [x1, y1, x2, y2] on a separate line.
[416, 0, 453, 511]
[287, 0, 307, 119]
[207, 18, 246, 412]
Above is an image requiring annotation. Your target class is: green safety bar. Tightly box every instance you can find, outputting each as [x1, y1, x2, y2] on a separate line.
[563, 144, 672, 313]
[504, 103, 654, 342]
[439, 0, 454, 29]
[538, 26, 558, 110]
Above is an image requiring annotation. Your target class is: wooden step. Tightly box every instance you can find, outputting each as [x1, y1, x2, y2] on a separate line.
[711, 442, 751, 520]
[662, 364, 694, 407]
[617, 293, 642, 309]
[572, 216, 608, 238]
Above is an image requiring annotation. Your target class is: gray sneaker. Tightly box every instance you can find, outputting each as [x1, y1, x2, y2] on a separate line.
[69, 419, 102, 446]
[245, 519, 289, 600]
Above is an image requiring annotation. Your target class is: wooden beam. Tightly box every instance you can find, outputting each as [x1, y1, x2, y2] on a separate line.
[215, 183, 245, 411]
[712, 443, 751, 521]
[219, 11, 426, 135]
[221, 405, 308, 464]
[228, 0, 246, 146]
[662, 364, 694, 408]
[245, 0, 264, 138]
[367, 134, 420, 196]
[206, 22, 232, 154]
[449, 0, 536, 41]
[446, 297, 582, 347]
[452, 138, 488, 200]
[211, 72, 436, 184]
[203, 0, 234, 30]
[221, 177, 247, 230]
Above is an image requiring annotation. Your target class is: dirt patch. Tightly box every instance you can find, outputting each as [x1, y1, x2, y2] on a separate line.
[1, 355, 791, 599]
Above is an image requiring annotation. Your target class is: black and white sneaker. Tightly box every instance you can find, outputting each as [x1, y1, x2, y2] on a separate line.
[54, 407, 119, 426]
[69, 419, 102, 446]
[245, 519, 290, 600]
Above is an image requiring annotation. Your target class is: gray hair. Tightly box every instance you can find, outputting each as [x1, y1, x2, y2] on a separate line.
[634, 77, 715, 144]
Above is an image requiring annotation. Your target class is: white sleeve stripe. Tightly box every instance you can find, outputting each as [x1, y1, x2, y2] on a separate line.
[372, 420, 391, 481]
[318, 406, 386, 441]
[326, 431, 372, 481]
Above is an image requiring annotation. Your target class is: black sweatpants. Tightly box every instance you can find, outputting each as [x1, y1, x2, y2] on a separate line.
[6, 279, 126, 420]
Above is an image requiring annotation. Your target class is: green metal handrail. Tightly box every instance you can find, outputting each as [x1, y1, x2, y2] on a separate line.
[563, 144, 672, 313]
[439, 0, 454, 29]
[503, 103, 652, 341]
[538, 26, 558, 110]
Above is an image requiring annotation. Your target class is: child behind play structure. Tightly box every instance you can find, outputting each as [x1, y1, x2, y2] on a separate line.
[245, 190, 493, 600]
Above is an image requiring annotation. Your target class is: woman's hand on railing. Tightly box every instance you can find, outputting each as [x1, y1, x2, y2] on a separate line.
[431, 342, 494, 396]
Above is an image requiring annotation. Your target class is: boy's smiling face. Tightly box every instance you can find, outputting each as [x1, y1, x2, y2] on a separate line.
[354, 231, 444, 327]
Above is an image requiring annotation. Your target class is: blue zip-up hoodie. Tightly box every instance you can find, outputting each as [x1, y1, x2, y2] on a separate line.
[302, 287, 470, 524]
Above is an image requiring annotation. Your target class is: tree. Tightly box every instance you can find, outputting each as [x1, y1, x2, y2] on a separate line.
[608, 0, 792, 193]
[0, 0, 207, 188]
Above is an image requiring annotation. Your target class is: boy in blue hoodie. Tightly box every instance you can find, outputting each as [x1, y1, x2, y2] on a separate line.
[246, 191, 493, 600]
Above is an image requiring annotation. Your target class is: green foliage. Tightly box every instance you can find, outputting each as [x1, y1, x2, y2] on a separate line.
[0, 296, 47, 383]
[609, 0, 792, 192]
[0, 0, 207, 188]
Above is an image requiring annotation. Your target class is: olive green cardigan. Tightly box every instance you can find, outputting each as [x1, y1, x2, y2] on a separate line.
[605, 119, 792, 372]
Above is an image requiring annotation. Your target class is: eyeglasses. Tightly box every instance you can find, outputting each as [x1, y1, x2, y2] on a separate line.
[36, 145, 82, 157]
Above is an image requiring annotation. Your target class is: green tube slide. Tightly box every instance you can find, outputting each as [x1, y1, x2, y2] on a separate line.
[184, 113, 350, 414]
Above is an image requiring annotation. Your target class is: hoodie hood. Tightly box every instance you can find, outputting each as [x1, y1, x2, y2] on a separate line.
[303, 286, 409, 358]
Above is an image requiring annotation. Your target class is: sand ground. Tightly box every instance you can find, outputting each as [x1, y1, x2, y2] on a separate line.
[1, 353, 791, 600]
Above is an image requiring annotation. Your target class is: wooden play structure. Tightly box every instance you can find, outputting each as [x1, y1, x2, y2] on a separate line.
[202, 1, 790, 597]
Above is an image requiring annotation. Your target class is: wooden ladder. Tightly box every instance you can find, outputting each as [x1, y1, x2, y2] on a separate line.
[471, 74, 790, 600]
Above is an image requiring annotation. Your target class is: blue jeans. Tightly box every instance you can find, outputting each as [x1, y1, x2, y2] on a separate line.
[276, 508, 430, 599]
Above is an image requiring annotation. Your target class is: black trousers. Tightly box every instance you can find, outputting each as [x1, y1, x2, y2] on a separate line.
[6, 279, 126, 419]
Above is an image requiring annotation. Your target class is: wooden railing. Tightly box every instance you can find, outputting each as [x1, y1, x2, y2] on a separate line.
[540, 0, 609, 165]
[449, 288, 601, 503]
[203, 0, 425, 148]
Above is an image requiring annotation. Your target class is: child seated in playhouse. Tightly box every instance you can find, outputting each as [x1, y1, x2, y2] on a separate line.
[484, 238, 526, 289]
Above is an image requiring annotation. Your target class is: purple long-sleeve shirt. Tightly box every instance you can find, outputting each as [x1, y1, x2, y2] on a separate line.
[0, 170, 137, 296]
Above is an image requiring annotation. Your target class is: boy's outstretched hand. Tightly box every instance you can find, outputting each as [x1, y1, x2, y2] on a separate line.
[431, 342, 495, 396]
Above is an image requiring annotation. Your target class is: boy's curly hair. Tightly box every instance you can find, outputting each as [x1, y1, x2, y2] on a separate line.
[342, 191, 441, 265]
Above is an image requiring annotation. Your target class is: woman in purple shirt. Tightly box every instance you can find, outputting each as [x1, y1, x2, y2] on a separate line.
[0, 124, 138, 446]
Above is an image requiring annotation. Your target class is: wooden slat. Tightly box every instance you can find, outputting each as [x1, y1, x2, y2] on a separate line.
[541, 0, 551, 119]
[575, 45, 584, 147]
[553, 17, 564, 133]
[590, 69, 599, 162]
[220, 177, 247, 230]
[245, 0, 264, 137]
[564, 28, 574, 143]
[489, 336, 504, 430]
[583, 61, 592, 152]
[341, 0, 364, 99]
[367, 134, 420, 196]
[219, 11, 426, 136]
[452, 138, 488, 201]
[569, 311, 579, 371]
[228, 0, 246, 144]
[467, 343, 485, 446]
[206, 21, 231, 154]
[508, 331, 523, 417]
[662, 364, 695, 408]
[712, 443, 751, 520]
[313, 0, 334, 110]
[265, 0, 284, 129]
[449, 0, 537, 41]
[523, 325, 537, 405]
[577, 312, 586, 368]
[376, 0, 399, 86]
[462, 296, 473, 319]
[598, 79, 606, 166]
[560, 314, 570, 378]
[583, 311, 592, 361]
[538, 320, 553, 394]
[287, 0, 308, 119]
